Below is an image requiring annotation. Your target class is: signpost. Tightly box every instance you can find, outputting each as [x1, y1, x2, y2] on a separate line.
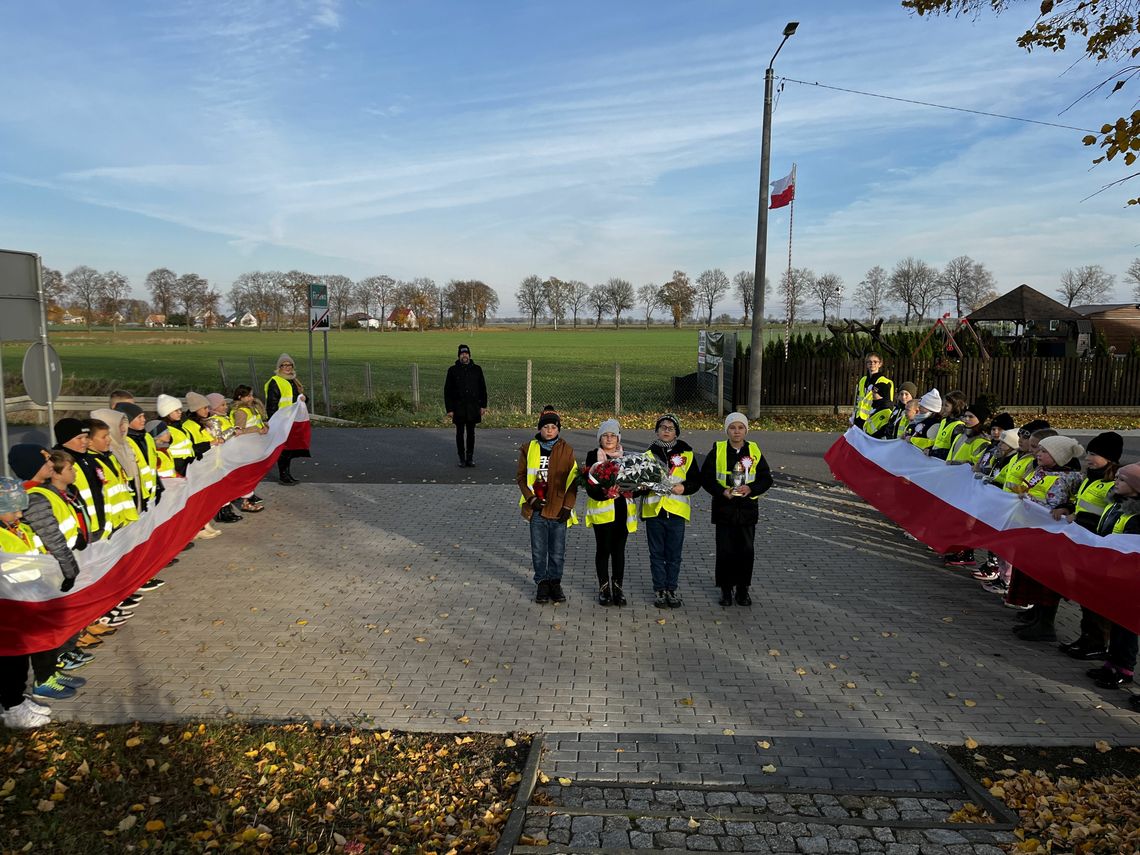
[308, 283, 331, 415]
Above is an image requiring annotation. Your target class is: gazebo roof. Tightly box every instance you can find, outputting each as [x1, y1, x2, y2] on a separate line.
[966, 284, 1084, 323]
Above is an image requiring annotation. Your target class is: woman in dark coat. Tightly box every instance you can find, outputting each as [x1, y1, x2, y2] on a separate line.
[700, 412, 773, 606]
[444, 344, 488, 467]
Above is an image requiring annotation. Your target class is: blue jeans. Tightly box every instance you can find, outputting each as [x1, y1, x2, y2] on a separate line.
[529, 514, 567, 583]
[646, 513, 686, 591]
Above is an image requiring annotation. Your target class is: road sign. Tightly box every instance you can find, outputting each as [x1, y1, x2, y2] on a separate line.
[0, 249, 42, 341]
[309, 282, 329, 330]
[22, 342, 62, 405]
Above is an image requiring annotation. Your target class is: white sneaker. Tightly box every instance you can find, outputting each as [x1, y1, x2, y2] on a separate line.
[2, 700, 51, 729]
[195, 525, 221, 540]
[22, 696, 51, 715]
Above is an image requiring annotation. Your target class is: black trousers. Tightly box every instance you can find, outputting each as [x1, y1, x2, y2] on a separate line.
[30, 646, 64, 683]
[714, 523, 755, 589]
[593, 521, 628, 586]
[1109, 623, 1139, 671]
[0, 655, 29, 709]
[455, 422, 476, 461]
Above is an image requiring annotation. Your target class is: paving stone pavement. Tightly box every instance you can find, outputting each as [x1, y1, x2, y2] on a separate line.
[54, 473, 1140, 745]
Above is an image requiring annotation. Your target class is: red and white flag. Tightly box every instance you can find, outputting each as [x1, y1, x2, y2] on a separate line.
[770, 165, 796, 209]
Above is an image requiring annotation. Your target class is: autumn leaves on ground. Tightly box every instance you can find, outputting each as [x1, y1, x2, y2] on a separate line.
[0, 722, 528, 854]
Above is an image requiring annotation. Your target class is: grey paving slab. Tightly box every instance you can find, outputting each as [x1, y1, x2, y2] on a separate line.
[53, 476, 1140, 746]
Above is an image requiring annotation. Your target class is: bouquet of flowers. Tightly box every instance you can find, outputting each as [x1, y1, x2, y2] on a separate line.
[586, 458, 623, 499]
[613, 454, 676, 495]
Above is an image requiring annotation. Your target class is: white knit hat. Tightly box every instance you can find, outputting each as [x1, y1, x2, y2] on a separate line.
[724, 412, 748, 433]
[999, 429, 1020, 450]
[918, 388, 942, 412]
[156, 394, 182, 418]
[1037, 435, 1085, 467]
[597, 418, 620, 441]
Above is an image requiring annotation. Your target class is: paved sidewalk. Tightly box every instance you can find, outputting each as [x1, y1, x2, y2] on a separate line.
[56, 476, 1140, 745]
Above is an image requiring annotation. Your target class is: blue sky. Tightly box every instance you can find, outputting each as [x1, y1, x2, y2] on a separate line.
[1, 0, 1136, 317]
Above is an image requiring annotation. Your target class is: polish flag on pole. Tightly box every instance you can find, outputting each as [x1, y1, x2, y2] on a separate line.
[770, 164, 796, 209]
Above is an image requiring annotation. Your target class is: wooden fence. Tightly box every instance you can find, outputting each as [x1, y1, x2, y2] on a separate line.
[732, 357, 1140, 411]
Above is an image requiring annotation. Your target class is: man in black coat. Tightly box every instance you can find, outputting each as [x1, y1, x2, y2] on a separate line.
[444, 344, 488, 467]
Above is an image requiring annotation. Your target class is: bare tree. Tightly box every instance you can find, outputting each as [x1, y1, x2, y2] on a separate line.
[854, 265, 889, 322]
[1126, 258, 1140, 301]
[939, 256, 996, 317]
[568, 280, 590, 328]
[408, 277, 436, 330]
[201, 287, 223, 327]
[173, 273, 208, 330]
[659, 270, 695, 328]
[471, 281, 498, 326]
[515, 274, 545, 328]
[733, 270, 754, 325]
[145, 268, 177, 318]
[365, 275, 396, 330]
[779, 267, 814, 329]
[545, 276, 571, 330]
[694, 268, 730, 325]
[812, 272, 844, 326]
[65, 266, 103, 330]
[604, 277, 635, 326]
[888, 258, 940, 325]
[324, 274, 355, 328]
[353, 278, 375, 321]
[281, 270, 312, 328]
[41, 267, 67, 310]
[587, 285, 612, 327]
[99, 270, 130, 331]
[1058, 264, 1116, 307]
[637, 283, 661, 328]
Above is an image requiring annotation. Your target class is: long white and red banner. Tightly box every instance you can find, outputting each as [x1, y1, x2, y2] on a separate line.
[825, 428, 1140, 633]
[0, 402, 306, 655]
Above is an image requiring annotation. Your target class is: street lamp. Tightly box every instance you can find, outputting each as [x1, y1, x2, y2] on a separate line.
[748, 20, 798, 414]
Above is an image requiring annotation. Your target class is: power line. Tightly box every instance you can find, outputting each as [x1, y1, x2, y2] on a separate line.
[780, 77, 1098, 134]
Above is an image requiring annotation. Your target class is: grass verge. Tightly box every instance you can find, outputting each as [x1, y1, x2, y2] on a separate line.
[0, 722, 529, 854]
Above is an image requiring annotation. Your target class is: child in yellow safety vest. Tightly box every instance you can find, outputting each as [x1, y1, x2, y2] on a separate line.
[941, 402, 995, 568]
[583, 419, 634, 607]
[117, 402, 163, 511]
[641, 413, 702, 609]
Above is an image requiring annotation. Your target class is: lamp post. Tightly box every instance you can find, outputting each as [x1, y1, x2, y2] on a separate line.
[748, 20, 798, 414]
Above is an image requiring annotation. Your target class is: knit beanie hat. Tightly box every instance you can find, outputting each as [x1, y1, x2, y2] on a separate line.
[724, 412, 748, 433]
[1086, 431, 1124, 463]
[458, 344, 471, 356]
[54, 417, 88, 445]
[991, 413, 1015, 431]
[146, 419, 171, 442]
[0, 476, 29, 513]
[276, 353, 295, 371]
[1038, 435, 1085, 467]
[206, 392, 227, 410]
[114, 402, 144, 423]
[156, 394, 182, 418]
[597, 418, 620, 441]
[918, 389, 942, 412]
[1021, 419, 1050, 434]
[899, 381, 918, 398]
[7, 444, 49, 481]
[184, 391, 210, 412]
[965, 402, 991, 424]
[999, 429, 1020, 450]
[537, 411, 561, 429]
[655, 413, 681, 434]
[1117, 463, 1140, 493]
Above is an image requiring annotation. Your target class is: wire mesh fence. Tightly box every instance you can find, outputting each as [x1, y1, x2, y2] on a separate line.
[217, 357, 723, 420]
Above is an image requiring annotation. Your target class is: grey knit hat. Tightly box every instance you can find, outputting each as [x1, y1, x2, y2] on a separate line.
[0, 477, 29, 513]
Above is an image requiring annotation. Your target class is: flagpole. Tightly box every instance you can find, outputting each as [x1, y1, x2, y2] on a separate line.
[784, 164, 796, 359]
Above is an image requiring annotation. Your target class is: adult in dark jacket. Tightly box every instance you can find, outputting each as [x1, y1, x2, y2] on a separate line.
[444, 344, 488, 467]
[700, 413, 773, 606]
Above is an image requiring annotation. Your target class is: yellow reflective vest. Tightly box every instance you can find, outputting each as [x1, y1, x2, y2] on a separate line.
[519, 441, 578, 527]
[863, 407, 893, 439]
[713, 441, 763, 502]
[948, 433, 990, 464]
[931, 418, 964, 457]
[155, 448, 176, 480]
[94, 454, 139, 529]
[640, 449, 695, 521]
[265, 375, 294, 411]
[584, 460, 637, 534]
[1026, 470, 1061, 503]
[233, 404, 265, 431]
[28, 485, 86, 549]
[128, 433, 159, 503]
[166, 423, 194, 462]
[854, 374, 894, 422]
[999, 453, 1036, 493]
[0, 521, 44, 554]
[1074, 478, 1113, 519]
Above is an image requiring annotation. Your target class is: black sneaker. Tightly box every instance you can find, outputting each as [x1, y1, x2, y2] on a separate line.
[1087, 665, 1115, 681]
[1096, 671, 1134, 689]
[719, 588, 733, 607]
[550, 581, 567, 603]
[597, 583, 612, 606]
[665, 590, 682, 608]
[465, 458, 475, 468]
[138, 578, 166, 591]
[535, 581, 551, 604]
[611, 584, 627, 607]
[654, 591, 669, 609]
[735, 587, 752, 606]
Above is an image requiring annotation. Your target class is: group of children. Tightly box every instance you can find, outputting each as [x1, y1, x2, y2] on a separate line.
[516, 408, 773, 611]
[0, 386, 274, 730]
[853, 353, 1140, 713]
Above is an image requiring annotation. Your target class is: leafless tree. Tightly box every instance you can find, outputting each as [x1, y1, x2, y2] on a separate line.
[544, 276, 571, 330]
[587, 285, 612, 327]
[1127, 258, 1140, 301]
[694, 268, 730, 325]
[324, 274, 355, 328]
[811, 272, 844, 326]
[1058, 264, 1116, 307]
[406, 277, 436, 330]
[65, 266, 103, 330]
[281, 270, 312, 329]
[360, 274, 396, 330]
[145, 268, 177, 318]
[567, 280, 590, 327]
[779, 267, 814, 329]
[604, 277, 635, 326]
[733, 270, 754, 325]
[99, 270, 130, 331]
[515, 274, 545, 328]
[637, 283, 661, 328]
[888, 258, 940, 325]
[939, 256, 996, 317]
[200, 287, 223, 328]
[659, 270, 694, 328]
[174, 273, 207, 330]
[471, 281, 498, 326]
[854, 265, 889, 322]
[41, 267, 67, 309]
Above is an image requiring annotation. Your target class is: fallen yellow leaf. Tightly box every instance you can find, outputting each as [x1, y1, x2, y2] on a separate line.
[1095, 740, 1111, 753]
[505, 738, 517, 748]
[656, 618, 666, 625]
[965, 737, 979, 750]
[964, 700, 977, 708]
[722, 729, 735, 736]
[538, 771, 550, 784]
[125, 737, 142, 748]
[761, 764, 777, 773]
[296, 619, 308, 626]
[557, 777, 572, 786]
[757, 740, 771, 749]
[455, 715, 470, 724]
[117, 815, 137, 831]
[145, 820, 165, 832]
[687, 817, 700, 829]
